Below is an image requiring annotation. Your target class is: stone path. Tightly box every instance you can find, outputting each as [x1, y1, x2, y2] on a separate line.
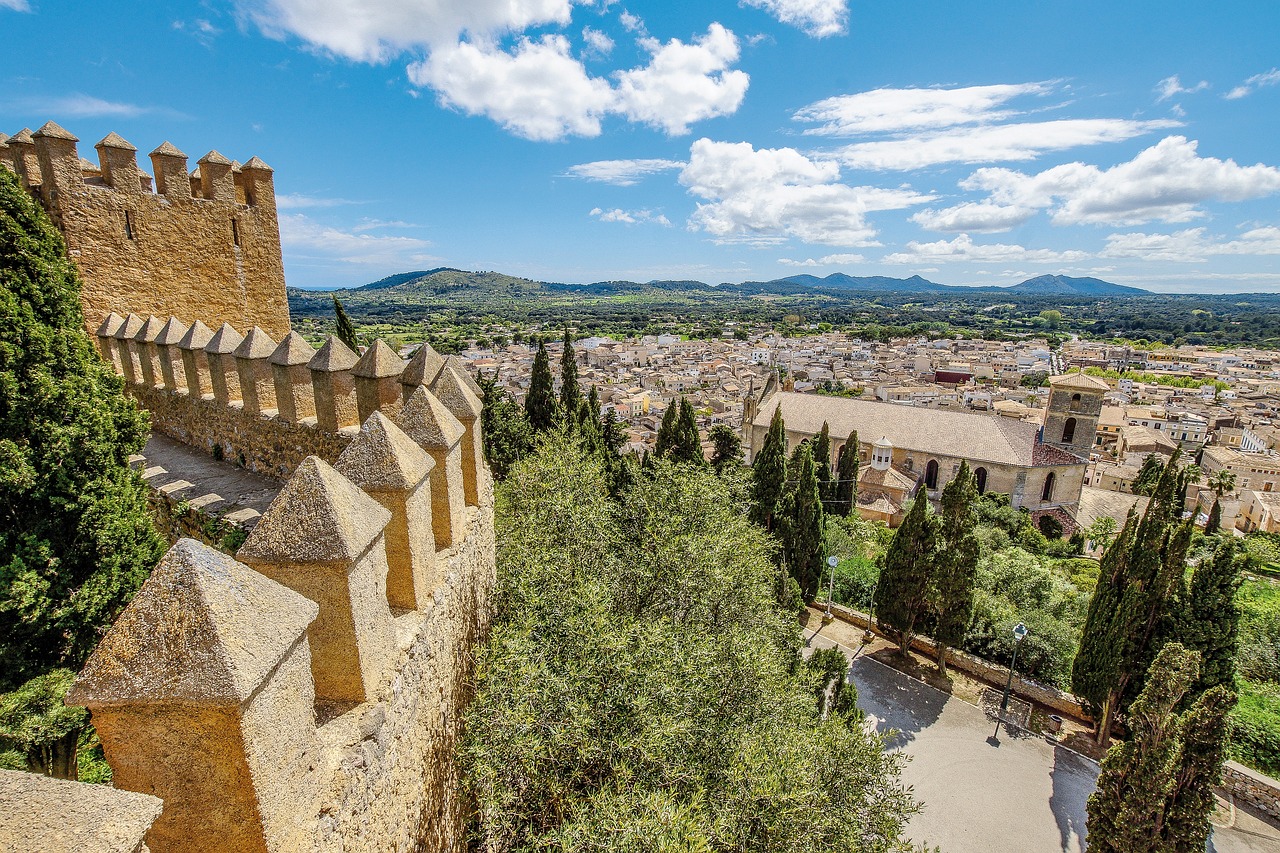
[131, 433, 283, 531]
[804, 618, 1280, 853]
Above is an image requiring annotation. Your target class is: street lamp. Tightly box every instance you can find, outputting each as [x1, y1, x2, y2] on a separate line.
[993, 621, 1029, 740]
[824, 555, 837, 619]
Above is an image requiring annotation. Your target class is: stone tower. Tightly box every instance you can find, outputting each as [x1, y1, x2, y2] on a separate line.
[0, 121, 289, 338]
[1043, 372, 1108, 458]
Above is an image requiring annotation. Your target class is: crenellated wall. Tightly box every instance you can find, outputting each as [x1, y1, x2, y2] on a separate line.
[1, 122, 289, 338]
[56, 397, 495, 853]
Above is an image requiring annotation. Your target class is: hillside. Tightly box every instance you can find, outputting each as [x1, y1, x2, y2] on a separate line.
[1007, 274, 1147, 296]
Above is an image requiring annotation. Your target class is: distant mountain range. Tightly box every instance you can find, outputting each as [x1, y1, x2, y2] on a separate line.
[332, 269, 1149, 297]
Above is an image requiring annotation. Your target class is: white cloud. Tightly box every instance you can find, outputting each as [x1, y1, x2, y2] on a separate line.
[779, 253, 866, 267]
[581, 26, 613, 56]
[679, 138, 933, 246]
[407, 35, 614, 140]
[613, 24, 749, 134]
[565, 158, 685, 185]
[2, 93, 180, 119]
[276, 193, 360, 209]
[920, 136, 1280, 230]
[835, 118, 1179, 171]
[795, 82, 1051, 136]
[0, 0, 31, 11]
[742, 0, 848, 37]
[589, 206, 671, 225]
[244, 0, 577, 62]
[1102, 226, 1280, 262]
[1226, 68, 1280, 99]
[882, 234, 1088, 265]
[280, 213, 441, 268]
[1155, 75, 1208, 102]
[618, 10, 645, 33]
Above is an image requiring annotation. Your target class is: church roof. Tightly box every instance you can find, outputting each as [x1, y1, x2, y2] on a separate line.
[1048, 371, 1110, 391]
[757, 391, 1080, 468]
[859, 464, 917, 493]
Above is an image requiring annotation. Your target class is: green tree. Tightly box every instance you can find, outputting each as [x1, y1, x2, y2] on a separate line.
[655, 402, 679, 459]
[525, 339, 558, 432]
[1204, 498, 1222, 535]
[479, 375, 534, 480]
[0, 669, 86, 778]
[1072, 453, 1192, 745]
[931, 462, 978, 674]
[780, 443, 825, 600]
[559, 327, 581, 414]
[674, 397, 704, 466]
[1175, 539, 1243, 695]
[1132, 454, 1164, 496]
[465, 436, 917, 851]
[0, 167, 164, 692]
[813, 421, 833, 509]
[874, 495, 937, 656]
[749, 406, 787, 533]
[333, 295, 360, 352]
[1085, 515, 1119, 554]
[1161, 685, 1236, 852]
[708, 423, 742, 473]
[834, 432, 859, 516]
[1206, 468, 1236, 500]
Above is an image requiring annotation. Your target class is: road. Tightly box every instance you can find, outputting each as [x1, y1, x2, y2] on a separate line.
[807, 630, 1280, 853]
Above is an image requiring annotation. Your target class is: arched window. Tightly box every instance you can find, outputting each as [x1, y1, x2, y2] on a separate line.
[1071, 392, 1081, 410]
[1041, 471, 1056, 503]
[975, 467, 988, 494]
[925, 459, 939, 490]
[1062, 417, 1077, 444]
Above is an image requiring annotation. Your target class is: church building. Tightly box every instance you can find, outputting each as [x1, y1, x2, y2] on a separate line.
[744, 372, 1108, 526]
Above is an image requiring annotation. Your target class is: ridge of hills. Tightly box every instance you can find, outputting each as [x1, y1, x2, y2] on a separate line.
[293, 269, 1148, 298]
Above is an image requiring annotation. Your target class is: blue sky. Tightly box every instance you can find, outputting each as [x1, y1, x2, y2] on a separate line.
[3, 1, 1280, 293]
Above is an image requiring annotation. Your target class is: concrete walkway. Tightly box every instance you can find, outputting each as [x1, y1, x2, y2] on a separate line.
[806, 628, 1280, 853]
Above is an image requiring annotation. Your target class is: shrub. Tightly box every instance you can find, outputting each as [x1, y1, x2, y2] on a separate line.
[1229, 679, 1280, 777]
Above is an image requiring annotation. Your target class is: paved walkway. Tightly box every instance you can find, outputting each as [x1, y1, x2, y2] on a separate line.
[805, 627, 1280, 853]
[131, 433, 283, 530]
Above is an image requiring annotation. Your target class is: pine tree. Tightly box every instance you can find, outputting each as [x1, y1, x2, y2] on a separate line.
[834, 431, 859, 516]
[333, 295, 360, 353]
[874, 494, 937, 656]
[750, 406, 787, 532]
[931, 461, 979, 674]
[479, 376, 534, 480]
[525, 339, 558, 432]
[780, 442, 825, 599]
[708, 424, 742, 472]
[559, 327, 581, 414]
[813, 421, 832, 510]
[0, 166, 166, 772]
[1176, 539, 1243, 695]
[1086, 643, 1199, 853]
[1204, 498, 1222, 535]
[1072, 452, 1192, 745]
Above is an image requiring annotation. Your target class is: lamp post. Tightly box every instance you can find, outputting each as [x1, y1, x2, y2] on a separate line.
[993, 621, 1028, 740]
[824, 555, 837, 619]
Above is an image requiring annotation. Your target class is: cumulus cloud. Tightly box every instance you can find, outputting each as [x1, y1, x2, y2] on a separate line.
[836, 118, 1179, 171]
[589, 206, 671, 225]
[613, 24, 749, 134]
[1155, 75, 1209, 102]
[795, 82, 1051, 136]
[1101, 226, 1280, 262]
[243, 0, 576, 61]
[565, 158, 685, 185]
[581, 26, 613, 57]
[1226, 68, 1280, 100]
[679, 138, 933, 246]
[881, 234, 1088, 265]
[741, 0, 848, 37]
[779, 253, 866, 267]
[408, 35, 613, 140]
[280, 213, 440, 268]
[917, 136, 1280, 231]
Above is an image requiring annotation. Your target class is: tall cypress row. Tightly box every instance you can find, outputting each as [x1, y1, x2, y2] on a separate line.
[834, 431, 859, 516]
[559, 327, 580, 414]
[781, 442, 825, 599]
[931, 461, 979, 674]
[525, 339, 558, 432]
[813, 421, 832, 510]
[873, 494, 937, 656]
[750, 406, 788, 532]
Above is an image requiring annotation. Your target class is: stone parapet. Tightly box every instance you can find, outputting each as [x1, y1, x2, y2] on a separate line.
[1220, 761, 1280, 822]
[0, 768, 163, 853]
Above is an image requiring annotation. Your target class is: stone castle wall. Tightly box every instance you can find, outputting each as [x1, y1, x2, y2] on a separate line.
[1, 123, 289, 338]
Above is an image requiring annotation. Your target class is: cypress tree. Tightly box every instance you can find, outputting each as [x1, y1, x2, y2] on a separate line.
[750, 406, 787, 532]
[1176, 539, 1244, 695]
[1132, 454, 1163, 496]
[813, 421, 832, 510]
[675, 397, 704, 465]
[600, 402, 627, 455]
[1204, 498, 1221, 535]
[1160, 685, 1236, 852]
[1072, 453, 1192, 745]
[559, 327, 581, 414]
[873, 494, 937, 656]
[0, 167, 165, 694]
[525, 339, 558, 432]
[780, 442, 824, 599]
[931, 461, 979, 674]
[655, 402, 679, 459]
[708, 424, 742, 472]
[834, 431, 859, 516]
[333, 295, 360, 352]
[479, 376, 534, 480]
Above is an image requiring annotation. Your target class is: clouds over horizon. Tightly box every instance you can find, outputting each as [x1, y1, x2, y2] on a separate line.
[280, 213, 440, 271]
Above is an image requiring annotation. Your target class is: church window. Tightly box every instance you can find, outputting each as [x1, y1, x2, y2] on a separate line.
[1062, 417, 1077, 444]
[1071, 393, 1082, 410]
[1041, 472, 1056, 502]
[925, 459, 939, 490]
[975, 467, 988, 494]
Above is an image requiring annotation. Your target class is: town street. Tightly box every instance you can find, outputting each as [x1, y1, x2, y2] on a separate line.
[806, 630, 1280, 853]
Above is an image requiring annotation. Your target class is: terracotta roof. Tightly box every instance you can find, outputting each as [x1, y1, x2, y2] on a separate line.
[757, 391, 1081, 468]
[1048, 372, 1110, 391]
[859, 464, 918, 493]
[1032, 442, 1083, 466]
